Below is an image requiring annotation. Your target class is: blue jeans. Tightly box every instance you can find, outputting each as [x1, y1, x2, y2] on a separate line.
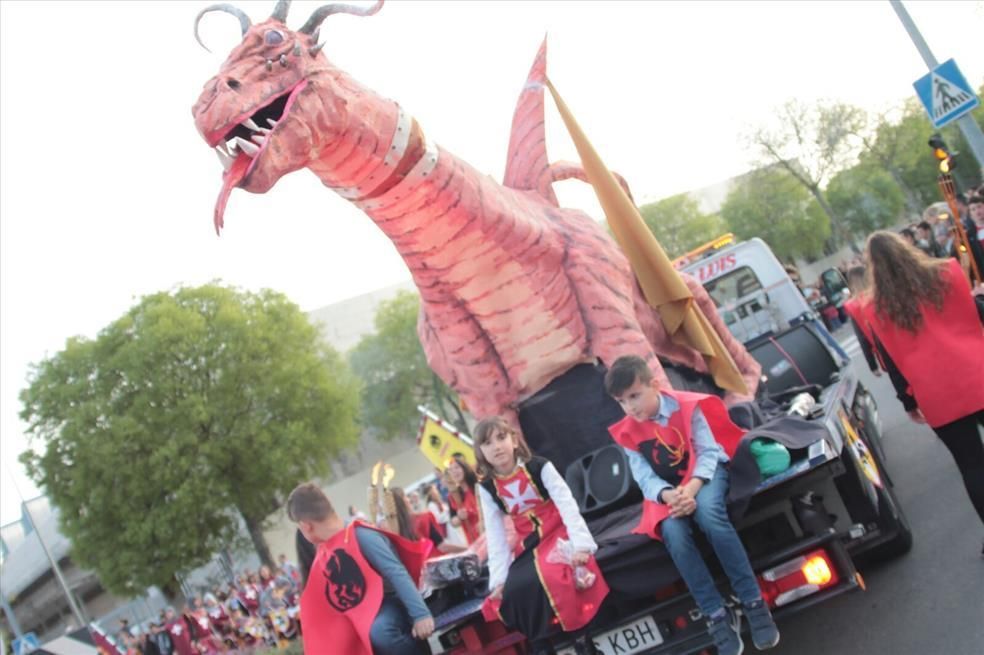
[660, 466, 761, 617]
[369, 596, 425, 655]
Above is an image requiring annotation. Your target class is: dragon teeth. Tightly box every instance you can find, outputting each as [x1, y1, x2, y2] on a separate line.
[266, 118, 278, 128]
[215, 147, 234, 171]
[226, 138, 238, 152]
[251, 134, 267, 145]
[243, 118, 262, 131]
[235, 136, 260, 156]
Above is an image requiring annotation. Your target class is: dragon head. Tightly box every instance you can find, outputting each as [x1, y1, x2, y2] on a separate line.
[191, 0, 383, 234]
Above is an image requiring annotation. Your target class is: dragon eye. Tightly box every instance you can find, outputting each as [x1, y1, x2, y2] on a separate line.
[264, 30, 284, 45]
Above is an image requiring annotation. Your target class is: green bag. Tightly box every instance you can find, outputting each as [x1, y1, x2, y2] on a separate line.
[750, 438, 791, 477]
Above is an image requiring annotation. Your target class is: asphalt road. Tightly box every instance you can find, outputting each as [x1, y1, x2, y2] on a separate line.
[767, 329, 984, 655]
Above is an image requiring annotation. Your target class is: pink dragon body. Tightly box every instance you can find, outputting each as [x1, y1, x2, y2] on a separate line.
[191, 1, 760, 423]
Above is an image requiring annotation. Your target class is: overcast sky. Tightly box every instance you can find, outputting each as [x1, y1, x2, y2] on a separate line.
[2, 0, 982, 525]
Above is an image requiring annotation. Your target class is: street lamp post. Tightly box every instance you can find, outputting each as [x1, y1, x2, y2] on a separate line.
[8, 468, 88, 628]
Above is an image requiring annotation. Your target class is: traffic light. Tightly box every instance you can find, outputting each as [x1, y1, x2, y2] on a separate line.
[928, 133, 957, 173]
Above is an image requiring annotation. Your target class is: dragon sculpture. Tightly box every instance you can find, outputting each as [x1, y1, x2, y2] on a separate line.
[191, 0, 760, 431]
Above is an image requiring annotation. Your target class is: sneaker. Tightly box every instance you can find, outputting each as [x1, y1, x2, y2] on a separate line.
[742, 599, 780, 650]
[707, 607, 744, 655]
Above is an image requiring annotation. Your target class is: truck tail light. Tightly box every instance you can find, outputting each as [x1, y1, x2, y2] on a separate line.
[758, 549, 839, 607]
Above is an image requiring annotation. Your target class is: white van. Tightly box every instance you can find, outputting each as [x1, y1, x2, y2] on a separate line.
[677, 235, 848, 360]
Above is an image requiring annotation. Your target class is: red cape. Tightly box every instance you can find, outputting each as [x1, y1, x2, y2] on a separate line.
[300, 521, 432, 655]
[608, 390, 744, 539]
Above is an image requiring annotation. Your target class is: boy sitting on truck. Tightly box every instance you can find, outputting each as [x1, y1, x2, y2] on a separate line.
[604, 355, 780, 655]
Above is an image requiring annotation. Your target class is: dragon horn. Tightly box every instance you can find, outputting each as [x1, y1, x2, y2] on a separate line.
[194, 4, 252, 53]
[298, 0, 384, 35]
[270, 0, 291, 22]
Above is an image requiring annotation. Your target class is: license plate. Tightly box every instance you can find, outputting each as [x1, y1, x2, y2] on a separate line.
[592, 615, 664, 655]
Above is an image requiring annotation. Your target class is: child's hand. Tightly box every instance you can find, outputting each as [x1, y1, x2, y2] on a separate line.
[412, 616, 435, 639]
[680, 478, 704, 499]
[660, 488, 681, 506]
[458, 508, 469, 520]
[668, 492, 697, 518]
[489, 584, 504, 600]
[571, 550, 591, 566]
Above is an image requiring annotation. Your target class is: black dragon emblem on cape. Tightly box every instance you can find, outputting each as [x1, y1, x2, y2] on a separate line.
[323, 549, 366, 612]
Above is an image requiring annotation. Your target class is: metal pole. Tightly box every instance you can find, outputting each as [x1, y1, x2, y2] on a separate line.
[889, 0, 984, 175]
[0, 588, 24, 640]
[7, 467, 87, 627]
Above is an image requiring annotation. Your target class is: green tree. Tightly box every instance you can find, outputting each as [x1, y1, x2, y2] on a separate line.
[826, 162, 905, 242]
[746, 100, 865, 246]
[19, 284, 359, 596]
[857, 92, 983, 213]
[349, 291, 466, 441]
[720, 167, 830, 261]
[853, 100, 935, 216]
[855, 99, 946, 213]
[636, 194, 725, 258]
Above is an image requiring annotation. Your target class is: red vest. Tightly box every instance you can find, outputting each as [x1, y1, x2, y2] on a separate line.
[449, 487, 481, 543]
[480, 460, 609, 632]
[861, 259, 984, 427]
[300, 521, 431, 655]
[608, 390, 744, 539]
[412, 511, 442, 546]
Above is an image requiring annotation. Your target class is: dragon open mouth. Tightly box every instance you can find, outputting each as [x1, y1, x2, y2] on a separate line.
[212, 80, 308, 234]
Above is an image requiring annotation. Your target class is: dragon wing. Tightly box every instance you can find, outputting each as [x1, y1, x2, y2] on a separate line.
[502, 37, 559, 206]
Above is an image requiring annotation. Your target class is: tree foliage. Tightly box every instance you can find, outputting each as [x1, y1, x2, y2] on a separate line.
[853, 99, 939, 217]
[720, 167, 830, 261]
[637, 194, 725, 258]
[746, 100, 865, 245]
[349, 291, 466, 441]
[826, 162, 905, 241]
[19, 284, 360, 596]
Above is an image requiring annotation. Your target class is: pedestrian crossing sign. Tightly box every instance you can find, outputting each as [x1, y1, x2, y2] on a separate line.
[913, 59, 980, 129]
[12, 633, 40, 655]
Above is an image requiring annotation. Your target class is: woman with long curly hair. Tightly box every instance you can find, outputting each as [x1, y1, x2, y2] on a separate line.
[446, 454, 483, 544]
[385, 487, 465, 556]
[861, 231, 984, 546]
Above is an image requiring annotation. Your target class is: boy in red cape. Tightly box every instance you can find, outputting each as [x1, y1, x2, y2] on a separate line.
[605, 356, 779, 655]
[287, 482, 434, 655]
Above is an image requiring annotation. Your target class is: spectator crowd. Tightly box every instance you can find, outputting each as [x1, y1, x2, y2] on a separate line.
[115, 557, 302, 655]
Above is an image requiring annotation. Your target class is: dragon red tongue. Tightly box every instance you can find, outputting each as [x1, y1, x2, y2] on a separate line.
[213, 153, 252, 235]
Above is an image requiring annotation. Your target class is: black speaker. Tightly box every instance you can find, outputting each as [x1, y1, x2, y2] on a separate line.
[747, 322, 840, 397]
[565, 445, 640, 518]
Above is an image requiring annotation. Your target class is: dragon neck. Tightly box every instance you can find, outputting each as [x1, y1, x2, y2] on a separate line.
[306, 68, 427, 205]
[304, 68, 508, 287]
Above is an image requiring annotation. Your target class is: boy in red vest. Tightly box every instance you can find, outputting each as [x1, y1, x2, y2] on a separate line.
[604, 355, 779, 655]
[287, 482, 434, 655]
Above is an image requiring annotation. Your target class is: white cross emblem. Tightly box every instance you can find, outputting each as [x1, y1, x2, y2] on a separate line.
[500, 478, 539, 514]
[170, 624, 183, 636]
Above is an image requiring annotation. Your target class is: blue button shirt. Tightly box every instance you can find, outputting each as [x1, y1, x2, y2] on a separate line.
[622, 393, 729, 503]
